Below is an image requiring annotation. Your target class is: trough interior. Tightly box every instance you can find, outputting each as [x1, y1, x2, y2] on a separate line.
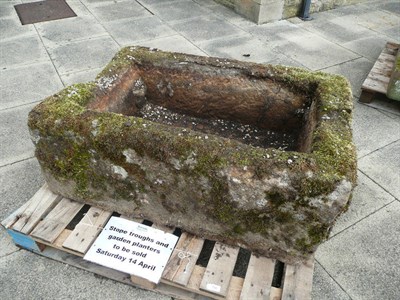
[90, 63, 317, 152]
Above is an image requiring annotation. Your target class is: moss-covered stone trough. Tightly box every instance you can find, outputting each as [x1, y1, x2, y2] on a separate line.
[28, 47, 356, 264]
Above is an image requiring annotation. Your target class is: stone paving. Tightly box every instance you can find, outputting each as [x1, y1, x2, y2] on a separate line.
[0, 0, 399, 299]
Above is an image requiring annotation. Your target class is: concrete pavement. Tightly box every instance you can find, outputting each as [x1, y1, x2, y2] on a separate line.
[1, 0, 399, 299]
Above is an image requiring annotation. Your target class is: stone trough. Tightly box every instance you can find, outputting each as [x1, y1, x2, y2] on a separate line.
[28, 47, 357, 264]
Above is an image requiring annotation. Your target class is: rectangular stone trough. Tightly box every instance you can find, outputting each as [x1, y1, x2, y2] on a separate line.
[28, 47, 357, 264]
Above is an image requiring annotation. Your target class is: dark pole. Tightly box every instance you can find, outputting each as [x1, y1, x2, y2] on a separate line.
[300, 0, 313, 21]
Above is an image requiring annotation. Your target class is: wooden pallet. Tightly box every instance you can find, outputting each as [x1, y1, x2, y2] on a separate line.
[2, 184, 314, 300]
[360, 42, 400, 103]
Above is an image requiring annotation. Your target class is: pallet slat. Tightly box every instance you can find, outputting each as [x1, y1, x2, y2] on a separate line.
[281, 256, 314, 300]
[226, 276, 244, 300]
[163, 232, 205, 286]
[63, 207, 112, 254]
[200, 242, 240, 297]
[12, 185, 60, 234]
[1, 197, 33, 229]
[31, 198, 84, 243]
[360, 42, 399, 102]
[240, 255, 275, 299]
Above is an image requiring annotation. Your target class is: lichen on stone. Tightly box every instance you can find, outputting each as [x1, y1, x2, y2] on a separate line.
[28, 46, 357, 264]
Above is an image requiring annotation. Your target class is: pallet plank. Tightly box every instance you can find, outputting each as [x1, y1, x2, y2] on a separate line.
[240, 255, 275, 299]
[12, 185, 60, 234]
[226, 276, 244, 300]
[1, 197, 32, 229]
[281, 256, 314, 300]
[361, 42, 400, 99]
[62, 207, 112, 254]
[7, 229, 45, 252]
[31, 198, 84, 243]
[163, 232, 205, 286]
[200, 242, 240, 297]
[270, 287, 283, 300]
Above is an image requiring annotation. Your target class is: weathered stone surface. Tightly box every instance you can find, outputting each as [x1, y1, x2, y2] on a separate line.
[28, 47, 356, 264]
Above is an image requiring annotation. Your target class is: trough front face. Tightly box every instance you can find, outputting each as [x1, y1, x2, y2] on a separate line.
[28, 47, 357, 264]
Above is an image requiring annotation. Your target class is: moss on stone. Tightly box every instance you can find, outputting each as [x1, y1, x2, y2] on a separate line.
[28, 47, 357, 262]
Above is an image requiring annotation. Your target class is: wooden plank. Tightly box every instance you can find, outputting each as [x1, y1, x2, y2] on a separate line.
[62, 207, 112, 254]
[281, 257, 315, 300]
[130, 275, 157, 290]
[361, 42, 399, 97]
[163, 232, 205, 286]
[31, 198, 84, 243]
[161, 264, 227, 299]
[226, 276, 244, 300]
[38, 247, 205, 300]
[362, 78, 388, 94]
[200, 242, 240, 297]
[1, 197, 32, 229]
[240, 255, 275, 300]
[269, 287, 283, 300]
[12, 185, 60, 234]
[7, 229, 45, 252]
[359, 90, 375, 103]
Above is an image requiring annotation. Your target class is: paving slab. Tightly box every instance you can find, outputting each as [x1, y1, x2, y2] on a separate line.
[0, 158, 44, 221]
[380, 25, 400, 40]
[354, 10, 400, 32]
[0, 3, 20, 19]
[0, 250, 170, 300]
[352, 103, 400, 158]
[0, 35, 49, 68]
[0, 1, 399, 300]
[47, 36, 119, 75]
[0, 62, 64, 110]
[144, 0, 210, 22]
[363, 98, 400, 117]
[294, 15, 372, 45]
[0, 105, 36, 167]
[316, 201, 400, 300]
[264, 54, 308, 68]
[86, 0, 151, 23]
[0, 17, 36, 41]
[358, 140, 400, 199]
[373, 0, 400, 15]
[323, 2, 376, 18]
[330, 171, 395, 236]
[320, 57, 373, 97]
[137, 34, 206, 56]
[103, 16, 176, 46]
[196, 34, 280, 63]
[35, 15, 108, 47]
[60, 67, 102, 87]
[246, 19, 304, 44]
[312, 261, 351, 300]
[273, 30, 360, 70]
[342, 35, 390, 62]
[170, 15, 247, 43]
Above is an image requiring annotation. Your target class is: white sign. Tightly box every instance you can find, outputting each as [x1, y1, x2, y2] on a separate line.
[84, 216, 178, 283]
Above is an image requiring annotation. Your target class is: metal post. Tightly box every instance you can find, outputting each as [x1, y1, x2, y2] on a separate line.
[300, 0, 313, 21]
